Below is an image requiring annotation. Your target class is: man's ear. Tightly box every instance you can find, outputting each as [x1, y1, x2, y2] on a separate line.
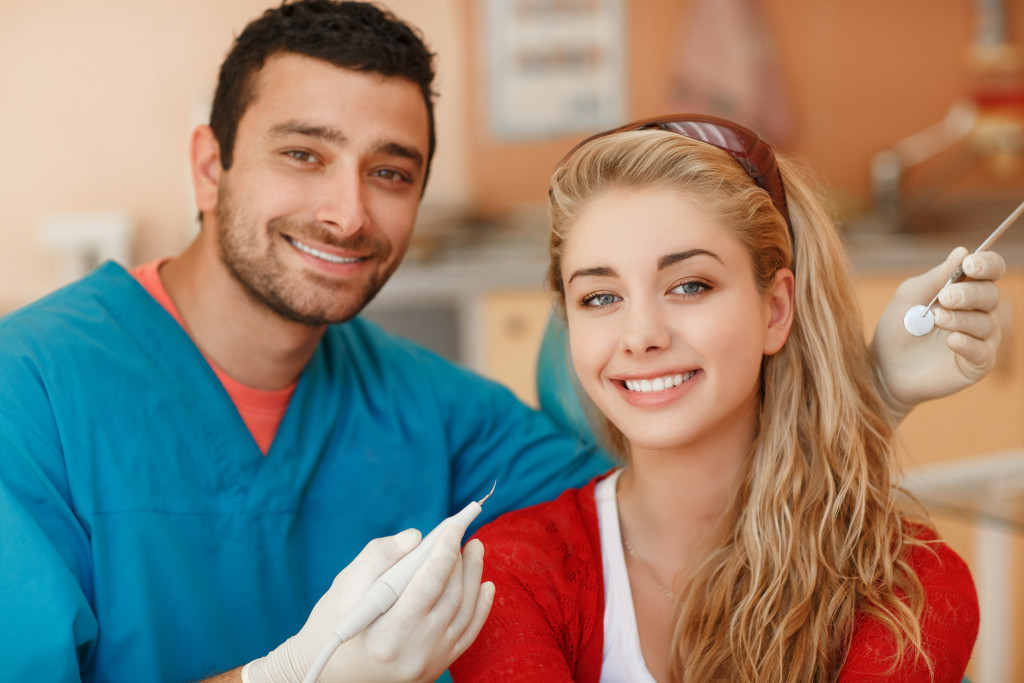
[190, 125, 222, 214]
[763, 268, 795, 355]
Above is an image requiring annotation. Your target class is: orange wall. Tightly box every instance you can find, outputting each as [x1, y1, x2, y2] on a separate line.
[464, 0, 1024, 215]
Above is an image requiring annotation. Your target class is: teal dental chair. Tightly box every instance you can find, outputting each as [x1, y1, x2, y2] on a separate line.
[535, 313, 593, 446]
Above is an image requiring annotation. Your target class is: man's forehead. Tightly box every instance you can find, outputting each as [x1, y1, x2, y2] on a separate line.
[239, 54, 428, 151]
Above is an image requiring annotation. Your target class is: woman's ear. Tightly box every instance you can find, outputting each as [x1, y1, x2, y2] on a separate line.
[190, 125, 222, 215]
[763, 268, 795, 355]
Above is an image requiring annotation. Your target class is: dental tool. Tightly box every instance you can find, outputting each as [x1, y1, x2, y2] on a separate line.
[904, 198, 1024, 336]
[301, 482, 497, 683]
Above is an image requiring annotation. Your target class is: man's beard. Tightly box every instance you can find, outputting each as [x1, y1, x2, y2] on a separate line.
[215, 187, 397, 326]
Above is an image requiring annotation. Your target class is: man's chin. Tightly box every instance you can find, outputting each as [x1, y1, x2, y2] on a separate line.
[274, 304, 365, 327]
[271, 290, 380, 327]
[227, 260, 385, 327]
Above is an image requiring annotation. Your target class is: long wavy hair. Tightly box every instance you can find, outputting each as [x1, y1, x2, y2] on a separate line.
[547, 130, 931, 682]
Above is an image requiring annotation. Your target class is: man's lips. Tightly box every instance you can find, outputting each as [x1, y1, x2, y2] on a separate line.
[286, 236, 367, 264]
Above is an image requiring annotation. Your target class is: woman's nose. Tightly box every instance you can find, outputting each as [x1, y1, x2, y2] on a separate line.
[618, 301, 671, 355]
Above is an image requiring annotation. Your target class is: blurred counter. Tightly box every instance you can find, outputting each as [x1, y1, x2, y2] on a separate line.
[845, 225, 1024, 274]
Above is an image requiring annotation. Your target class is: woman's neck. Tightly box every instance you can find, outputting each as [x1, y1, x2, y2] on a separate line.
[617, 419, 754, 574]
[615, 437, 751, 683]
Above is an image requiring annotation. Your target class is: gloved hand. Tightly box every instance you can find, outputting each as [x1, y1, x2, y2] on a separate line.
[870, 246, 1005, 420]
[243, 527, 494, 683]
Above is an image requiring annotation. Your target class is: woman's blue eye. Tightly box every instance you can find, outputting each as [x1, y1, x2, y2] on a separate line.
[673, 281, 707, 295]
[583, 292, 620, 307]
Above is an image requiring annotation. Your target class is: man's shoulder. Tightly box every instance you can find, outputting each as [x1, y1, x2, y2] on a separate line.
[0, 262, 172, 376]
[324, 315, 435, 356]
[321, 316, 495, 387]
[1, 262, 139, 334]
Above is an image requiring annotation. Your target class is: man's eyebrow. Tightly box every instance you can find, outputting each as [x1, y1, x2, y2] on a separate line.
[567, 266, 616, 284]
[658, 249, 722, 270]
[267, 122, 424, 170]
[268, 121, 345, 143]
[375, 140, 424, 170]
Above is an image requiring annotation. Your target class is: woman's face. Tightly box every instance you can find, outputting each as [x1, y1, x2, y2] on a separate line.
[560, 186, 793, 458]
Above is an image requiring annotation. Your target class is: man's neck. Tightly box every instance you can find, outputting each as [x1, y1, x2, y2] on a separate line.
[159, 238, 324, 391]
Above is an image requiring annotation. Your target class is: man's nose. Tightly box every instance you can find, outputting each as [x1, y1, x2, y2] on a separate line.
[314, 167, 370, 235]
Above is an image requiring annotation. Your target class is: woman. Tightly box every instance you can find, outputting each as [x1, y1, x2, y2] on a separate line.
[450, 115, 979, 682]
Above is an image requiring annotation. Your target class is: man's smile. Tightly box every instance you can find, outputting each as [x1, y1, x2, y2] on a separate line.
[285, 236, 367, 264]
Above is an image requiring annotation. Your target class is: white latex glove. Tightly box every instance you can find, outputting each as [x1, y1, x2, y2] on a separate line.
[870, 246, 1006, 420]
[243, 527, 494, 683]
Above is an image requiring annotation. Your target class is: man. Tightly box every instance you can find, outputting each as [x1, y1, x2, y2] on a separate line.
[0, 2, 1005, 682]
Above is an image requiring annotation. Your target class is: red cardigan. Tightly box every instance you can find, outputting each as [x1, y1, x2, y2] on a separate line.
[451, 474, 979, 682]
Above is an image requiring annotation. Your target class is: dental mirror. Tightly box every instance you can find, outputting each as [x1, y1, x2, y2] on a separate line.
[904, 198, 1024, 337]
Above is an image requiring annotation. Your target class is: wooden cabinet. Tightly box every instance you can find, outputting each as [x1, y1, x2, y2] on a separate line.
[477, 289, 554, 408]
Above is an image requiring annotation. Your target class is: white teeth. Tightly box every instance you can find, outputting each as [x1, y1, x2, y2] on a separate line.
[289, 238, 362, 264]
[624, 371, 696, 393]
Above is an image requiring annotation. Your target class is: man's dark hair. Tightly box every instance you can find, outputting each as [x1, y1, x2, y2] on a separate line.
[210, 0, 437, 184]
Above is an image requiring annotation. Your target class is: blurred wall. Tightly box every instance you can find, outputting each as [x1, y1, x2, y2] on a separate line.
[466, 0, 1014, 214]
[2, 0, 1021, 305]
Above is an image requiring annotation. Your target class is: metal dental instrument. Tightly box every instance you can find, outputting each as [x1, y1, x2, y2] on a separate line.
[301, 481, 497, 683]
[904, 198, 1024, 336]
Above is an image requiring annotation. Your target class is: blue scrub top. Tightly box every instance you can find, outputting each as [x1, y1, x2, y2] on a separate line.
[0, 262, 612, 682]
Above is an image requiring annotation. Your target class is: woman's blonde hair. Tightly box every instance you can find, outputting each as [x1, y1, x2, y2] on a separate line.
[547, 129, 931, 682]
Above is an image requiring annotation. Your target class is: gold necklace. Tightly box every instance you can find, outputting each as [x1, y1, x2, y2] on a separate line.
[622, 537, 675, 599]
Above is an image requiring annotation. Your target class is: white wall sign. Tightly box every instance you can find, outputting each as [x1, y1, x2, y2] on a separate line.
[483, 0, 627, 140]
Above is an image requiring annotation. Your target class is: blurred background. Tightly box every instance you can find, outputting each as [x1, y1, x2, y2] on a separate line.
[2, 0, 1023, 679]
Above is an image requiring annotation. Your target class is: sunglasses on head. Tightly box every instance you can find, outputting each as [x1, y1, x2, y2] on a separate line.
[555, 113, 792, 234]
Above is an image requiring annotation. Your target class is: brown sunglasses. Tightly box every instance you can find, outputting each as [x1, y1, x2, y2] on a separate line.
[555, 113, 792, 233]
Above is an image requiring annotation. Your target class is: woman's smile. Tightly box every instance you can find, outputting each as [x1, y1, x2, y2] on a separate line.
[621, 370, 699, 394]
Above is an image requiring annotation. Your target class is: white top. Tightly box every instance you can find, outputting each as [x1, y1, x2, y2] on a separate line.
[595, 469, 658, 683]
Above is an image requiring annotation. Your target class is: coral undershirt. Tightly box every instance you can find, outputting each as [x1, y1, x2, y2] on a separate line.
[130, 259, 294, 454]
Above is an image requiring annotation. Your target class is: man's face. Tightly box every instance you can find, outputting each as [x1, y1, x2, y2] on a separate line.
[212, 52, 430, 326]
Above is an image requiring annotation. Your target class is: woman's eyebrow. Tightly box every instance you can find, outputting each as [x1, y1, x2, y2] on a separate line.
[658, 249, 722, 270]
[567, 266, 617, 284]
[568, 250, 722, 283]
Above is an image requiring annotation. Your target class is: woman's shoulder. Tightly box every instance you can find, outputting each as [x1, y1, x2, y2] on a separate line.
[905, 524, 980, 645]
[471, 472, 610, 559]
[452, 473, 613, 682]
[468, 470, 617, 611]
[841, 523, 979, 680]
[903, 524, 977, 599]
